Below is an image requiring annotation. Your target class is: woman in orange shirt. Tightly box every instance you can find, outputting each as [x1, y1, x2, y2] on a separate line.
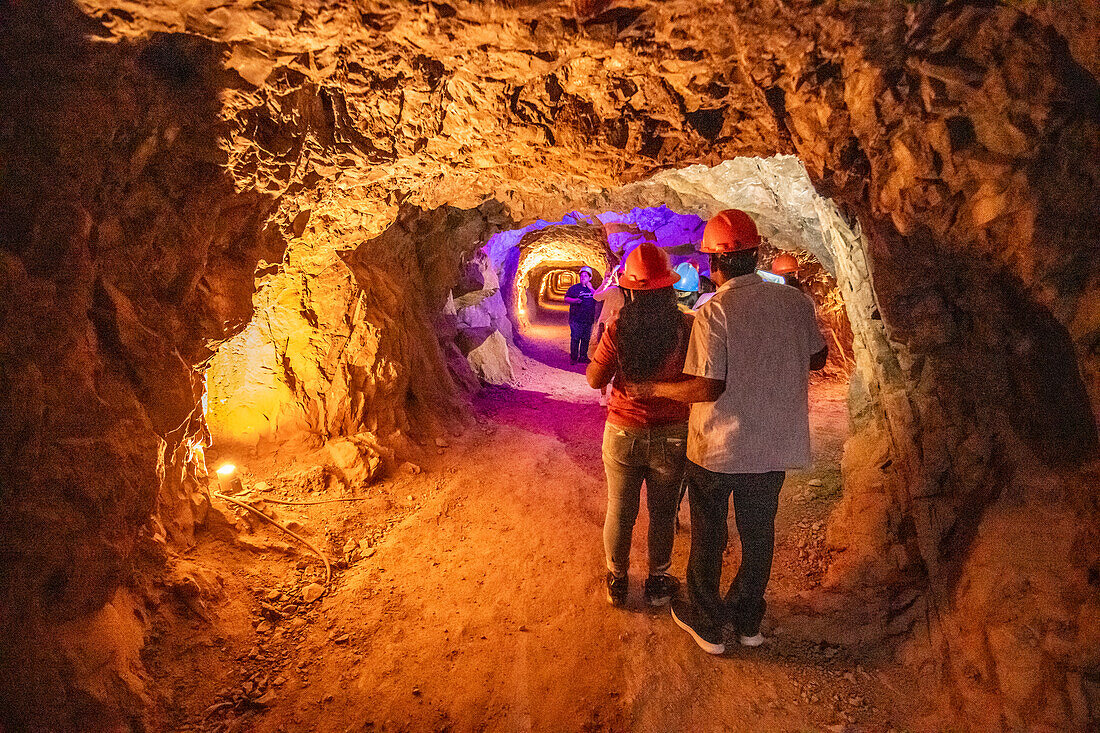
[586, 243, 693, 608]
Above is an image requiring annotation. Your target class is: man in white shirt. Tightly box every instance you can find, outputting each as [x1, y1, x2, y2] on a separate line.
[633, 209, 827, 655]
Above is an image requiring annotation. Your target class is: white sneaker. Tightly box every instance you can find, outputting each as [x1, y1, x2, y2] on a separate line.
[598, 393, 608, 407]
[738, 633, 766, 647]
[671, 600, 725, 655]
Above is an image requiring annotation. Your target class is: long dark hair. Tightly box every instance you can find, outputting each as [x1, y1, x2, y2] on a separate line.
[616, 286, 683, 381]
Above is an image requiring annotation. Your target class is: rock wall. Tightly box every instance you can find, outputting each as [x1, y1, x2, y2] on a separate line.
[725, 0, 1100, 727]
[206, 201, 508, 460]
[452, 252, 517, 385]
[0, 5, 284, 727]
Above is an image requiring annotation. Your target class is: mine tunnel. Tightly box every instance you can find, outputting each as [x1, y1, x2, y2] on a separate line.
[2, 1, 1099, 731]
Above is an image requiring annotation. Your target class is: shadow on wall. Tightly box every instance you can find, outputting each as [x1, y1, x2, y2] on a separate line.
[983, 273, 1098, 471]
[0, 4, 284, 728]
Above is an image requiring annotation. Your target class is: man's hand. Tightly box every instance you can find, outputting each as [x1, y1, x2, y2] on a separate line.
[623, 381, 656, 399]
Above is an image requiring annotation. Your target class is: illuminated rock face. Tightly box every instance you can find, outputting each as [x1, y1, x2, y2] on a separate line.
[206, 201, 506, 453]
[1, 0, 1098, 727]
[0, 15, 285, 727]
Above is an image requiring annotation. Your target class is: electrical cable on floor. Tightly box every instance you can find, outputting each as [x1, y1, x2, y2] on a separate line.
[253, 495, 372, 506]
[212, 491, 332, 587]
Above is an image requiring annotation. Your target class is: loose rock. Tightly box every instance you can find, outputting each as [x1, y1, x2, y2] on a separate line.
[302, 583, 325, 604]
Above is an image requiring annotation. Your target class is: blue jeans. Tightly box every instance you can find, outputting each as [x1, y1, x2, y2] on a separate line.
[570, 319, 593, 361]
[682, 461, 784, 635]
[602, 422, 688, 577]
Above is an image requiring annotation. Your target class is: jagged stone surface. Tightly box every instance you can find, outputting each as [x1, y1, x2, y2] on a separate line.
[452, 252, 516, 383]
[2, 0, 1098, 728]
[720, 3, 1100, 728]
[0, 10, 285, 727]
[207, 201, 507, 456]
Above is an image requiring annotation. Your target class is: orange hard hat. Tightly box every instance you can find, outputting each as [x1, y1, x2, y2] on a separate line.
[701, 209, 761, 253]
[619, 242, 680, 290]
[771, 253, 799, 276]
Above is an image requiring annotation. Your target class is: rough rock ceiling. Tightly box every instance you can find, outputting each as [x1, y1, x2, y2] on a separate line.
[78, 0, 779, 218]
[601, 156, 844, 272]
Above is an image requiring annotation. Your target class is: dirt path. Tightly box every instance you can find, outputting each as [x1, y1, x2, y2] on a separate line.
[149, 320, 936, 732]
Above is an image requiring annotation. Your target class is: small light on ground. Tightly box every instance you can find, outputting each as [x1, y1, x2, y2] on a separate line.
[216, 463, 236, 476]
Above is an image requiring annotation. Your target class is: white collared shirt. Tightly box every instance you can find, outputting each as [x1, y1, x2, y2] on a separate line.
[683, 273, 826, 473]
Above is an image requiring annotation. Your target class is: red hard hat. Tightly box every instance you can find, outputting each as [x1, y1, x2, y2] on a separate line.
[619, 242, 680, 290]
[701, 209, 761, 253]
[771, 253, 799, 276]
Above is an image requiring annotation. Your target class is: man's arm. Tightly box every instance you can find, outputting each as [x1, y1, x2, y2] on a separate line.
[564, 286, 591, 305]
[586, 359, 615, 389]
[626, 376, 725, 403]
[810, 345, 828, 371]
[800, 292, 829, 372]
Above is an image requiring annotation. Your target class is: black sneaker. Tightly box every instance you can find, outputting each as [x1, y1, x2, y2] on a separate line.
[606, 572, 628, 607]
[643, 574, 679, 607]
[671, 597, 725, 655]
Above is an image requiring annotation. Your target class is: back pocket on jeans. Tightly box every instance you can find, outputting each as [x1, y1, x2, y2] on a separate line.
[603, 427, 636, 464]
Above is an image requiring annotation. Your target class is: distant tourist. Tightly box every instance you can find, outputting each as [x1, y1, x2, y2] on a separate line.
[587, 243, 692, 608]
[630, 210, 827, 655]
[673, 262, 702, 310]
[563, 266, 597, 364]
[771, 252, 803, 290]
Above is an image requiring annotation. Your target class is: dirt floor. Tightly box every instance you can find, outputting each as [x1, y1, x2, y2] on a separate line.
[147, 314, 941, 733]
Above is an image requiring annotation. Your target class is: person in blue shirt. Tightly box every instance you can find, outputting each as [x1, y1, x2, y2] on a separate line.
[564, 266, 597, 364]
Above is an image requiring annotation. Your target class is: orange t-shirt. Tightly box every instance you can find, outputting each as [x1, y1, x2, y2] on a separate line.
[592, 312, 693, 428]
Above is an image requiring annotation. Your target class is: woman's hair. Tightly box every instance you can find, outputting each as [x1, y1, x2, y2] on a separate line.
[616, 286, 683, 381]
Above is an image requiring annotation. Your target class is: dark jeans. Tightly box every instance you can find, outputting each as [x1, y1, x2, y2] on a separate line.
[682, 461, 784, 635]
[569, 319, 594, 361]
[602, 422, 687, 577]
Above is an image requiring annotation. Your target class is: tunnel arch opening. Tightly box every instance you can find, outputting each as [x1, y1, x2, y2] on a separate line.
[482, 157, 860, 380]
[529, 265, 591, 316]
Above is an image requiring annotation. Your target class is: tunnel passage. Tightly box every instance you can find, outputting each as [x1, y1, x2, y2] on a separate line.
[539, 268, 577, 307]
[502, 222, 613, 328]
[528, 266, 586, 317]
[2, 0, 1099, 729]
[481, 164, 857, 379]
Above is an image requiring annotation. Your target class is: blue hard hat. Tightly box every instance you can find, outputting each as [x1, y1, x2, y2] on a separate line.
[673, 262, 700, 292]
